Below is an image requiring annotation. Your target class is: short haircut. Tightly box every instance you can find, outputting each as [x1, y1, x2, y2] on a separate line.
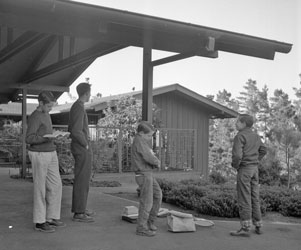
[38, 91, 55, 105]
[76, 82, 91, 97]
[137, 121, 155, 134]
[238, 114, 254, 128]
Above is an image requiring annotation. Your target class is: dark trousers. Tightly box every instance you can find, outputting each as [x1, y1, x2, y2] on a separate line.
[237, 165, 262, 229]
[71, 142, 92, 214]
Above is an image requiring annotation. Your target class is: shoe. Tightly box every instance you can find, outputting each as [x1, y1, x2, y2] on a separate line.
[136, 229, 156, 237]
[35, 222, 55, 233]
[85, 209, 96, 217]
[72, 213, 95, 223]
[230, 228, 250, 237]
[147, 221, 158, 231]
[47, 219, 66, 228]
[255, 227, 263, 235]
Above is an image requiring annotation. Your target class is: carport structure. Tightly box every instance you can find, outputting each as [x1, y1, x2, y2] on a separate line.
[0, 0, 292, 177]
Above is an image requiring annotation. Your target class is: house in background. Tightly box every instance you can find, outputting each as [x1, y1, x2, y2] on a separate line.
[0, 102, 38, 123]
[0, 84, 238, 175]
[50, 83, 238, 176]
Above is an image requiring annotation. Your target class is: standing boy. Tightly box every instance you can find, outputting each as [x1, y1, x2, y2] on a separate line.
[230, 114, 267, 236]
[68, 82, 94, 222]
[131, 121, 162, 237]
[26, 91, 65, 232]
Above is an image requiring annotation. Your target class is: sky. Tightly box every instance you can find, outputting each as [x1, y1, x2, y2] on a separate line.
[58, 0, 300, 104]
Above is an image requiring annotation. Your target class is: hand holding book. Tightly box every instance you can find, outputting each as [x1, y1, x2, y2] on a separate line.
[43, 131, 70, 138]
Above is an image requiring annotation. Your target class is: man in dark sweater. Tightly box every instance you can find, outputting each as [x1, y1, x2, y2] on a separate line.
[230, 114, 267, 236]
[26, 91, 65, 233]
[68, 82, 94, 222]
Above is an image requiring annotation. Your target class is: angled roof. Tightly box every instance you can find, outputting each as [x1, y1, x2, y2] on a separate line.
[51, 84, 238, 119]
[0, 0, 292, 103]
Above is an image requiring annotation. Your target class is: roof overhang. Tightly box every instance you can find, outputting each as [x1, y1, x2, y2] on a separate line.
[0, 0, 293, 103]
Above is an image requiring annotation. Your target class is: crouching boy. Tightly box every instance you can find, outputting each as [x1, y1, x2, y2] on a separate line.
[131, 121, 162, 237]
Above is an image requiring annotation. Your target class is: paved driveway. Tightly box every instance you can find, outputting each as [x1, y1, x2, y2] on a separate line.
[1, 168, 301, 250]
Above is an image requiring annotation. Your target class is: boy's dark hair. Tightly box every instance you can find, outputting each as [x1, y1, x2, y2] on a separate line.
[76, 82, 91, 97]
[137, 121, 155, 134]
[38, 91, 55, 105]
[238, 114, 254, 128]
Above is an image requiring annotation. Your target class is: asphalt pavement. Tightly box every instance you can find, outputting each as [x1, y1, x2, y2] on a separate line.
[1, 168, 300, 250]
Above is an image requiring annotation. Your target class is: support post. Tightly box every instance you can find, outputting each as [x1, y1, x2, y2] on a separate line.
[21, 88, 27, 178]
[118, 129, 122, 173]
[142, 45, 153, 122]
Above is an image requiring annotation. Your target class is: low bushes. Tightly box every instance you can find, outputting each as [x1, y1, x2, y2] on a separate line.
[157, 178, 301, 218]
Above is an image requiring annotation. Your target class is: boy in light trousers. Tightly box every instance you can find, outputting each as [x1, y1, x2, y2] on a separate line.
[131, 121, 162, 237]
[26, 91, 65, 232]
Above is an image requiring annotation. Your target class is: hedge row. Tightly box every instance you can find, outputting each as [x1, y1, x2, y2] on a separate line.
[156, 178, 301, 218]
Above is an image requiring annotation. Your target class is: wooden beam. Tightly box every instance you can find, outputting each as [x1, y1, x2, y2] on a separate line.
[8, 83, 69, 92]
[19, 35, 58, 80]
[22, 43, 126, 83]
[142, 45, 153, 122]
[0, 31, 47, 64]
[21, 88, 27, 178]
[151, 49, 217, 67]
[206, 36, 215, 51]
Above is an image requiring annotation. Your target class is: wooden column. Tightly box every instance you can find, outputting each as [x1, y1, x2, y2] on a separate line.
[21, 88, 27, 178]
[142, 45, 153, 122]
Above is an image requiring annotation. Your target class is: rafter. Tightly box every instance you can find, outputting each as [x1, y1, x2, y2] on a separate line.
[19, 35, 58, 79]
[0, 31, 47, 64]
[22, 43, 127, 83]
[152, 49, 218, 67]
[8, 83, 69, 92]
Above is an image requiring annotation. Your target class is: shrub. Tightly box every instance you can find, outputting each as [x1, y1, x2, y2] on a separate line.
[209, 171, 227, 184]
[279, 193, 301, 217]
[157, 178, 298, 218]
[260, 185, 292, 212]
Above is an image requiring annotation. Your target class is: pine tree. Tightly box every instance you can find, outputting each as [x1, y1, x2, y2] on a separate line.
[268, 89, 301, 188]
[208, 89, 238, 178]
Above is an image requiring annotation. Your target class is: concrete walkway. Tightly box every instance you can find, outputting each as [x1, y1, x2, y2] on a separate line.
[1, 168, 301, 250]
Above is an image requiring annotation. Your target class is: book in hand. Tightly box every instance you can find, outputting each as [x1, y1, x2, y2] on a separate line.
[43, 131, 70, 138]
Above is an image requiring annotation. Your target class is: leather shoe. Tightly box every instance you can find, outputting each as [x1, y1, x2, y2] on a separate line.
[72, 213, 94, 223]
[85, 209, 96, 217]
[47, 219, 66, 227]
[147, 221, 158, 231]
[136, 229, 156, 237]
[255, 227, 263, 235]
[230, 228, 250, 237]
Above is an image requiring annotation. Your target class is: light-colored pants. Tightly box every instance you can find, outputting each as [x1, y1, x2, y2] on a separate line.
[135, 172, 162, 231]
[237, 166, 262, 229]
[28, 151, 62, 223]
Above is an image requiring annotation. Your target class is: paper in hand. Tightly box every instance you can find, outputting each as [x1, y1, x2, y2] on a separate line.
[43, 131, 70, 138]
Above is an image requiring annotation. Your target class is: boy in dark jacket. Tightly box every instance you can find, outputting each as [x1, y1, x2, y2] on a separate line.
[68, 82, 94, 222]
[131, 121, 162, 237]
[230, 114, 267, 236]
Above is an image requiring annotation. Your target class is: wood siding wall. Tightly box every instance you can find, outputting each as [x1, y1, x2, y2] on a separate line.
[154, 91, 209, 176]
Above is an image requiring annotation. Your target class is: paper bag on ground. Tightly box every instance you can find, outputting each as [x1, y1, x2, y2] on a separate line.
[167, 210, 196, 232]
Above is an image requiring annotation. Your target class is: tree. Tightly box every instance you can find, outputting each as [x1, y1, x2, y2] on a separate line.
[268, 89, 301, 188]
[98, 95, 161, 130]
[237, 80, 271, 136]
[256, 85, 271, 142]
[237, 79, 260, 117]
[208, 90, 238, 179]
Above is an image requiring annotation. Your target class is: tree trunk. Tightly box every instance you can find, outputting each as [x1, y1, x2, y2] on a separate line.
[287, 147, 290, 188]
